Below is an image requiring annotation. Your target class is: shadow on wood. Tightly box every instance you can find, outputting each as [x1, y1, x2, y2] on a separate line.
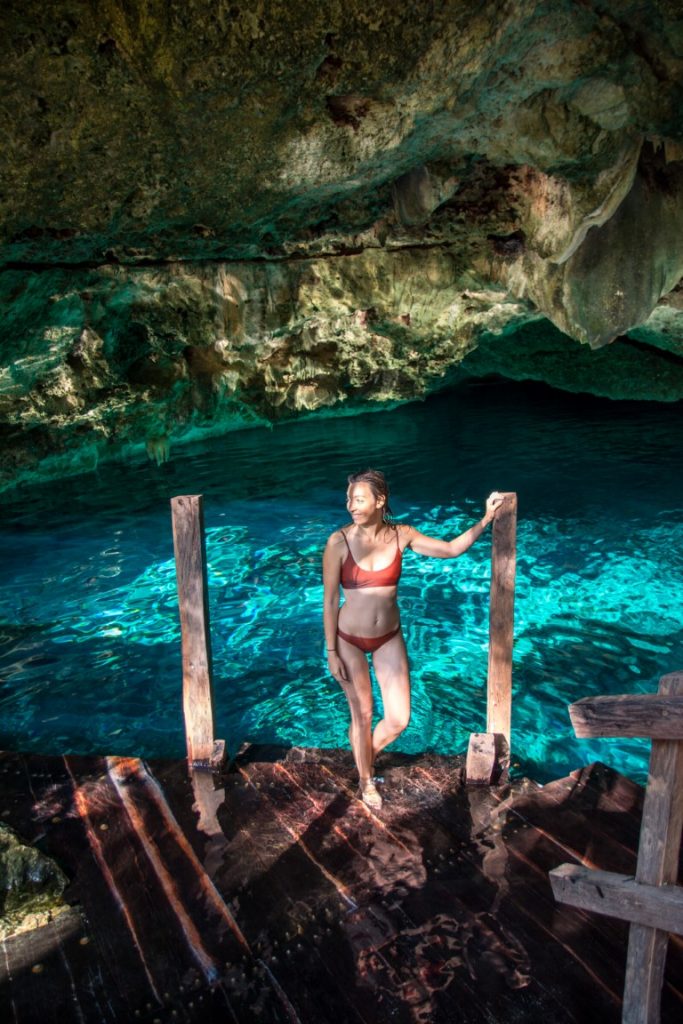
[2, 749, 682, 1023]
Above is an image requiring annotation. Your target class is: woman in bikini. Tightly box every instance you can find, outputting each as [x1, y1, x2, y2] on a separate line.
[322, 468, 504, 810]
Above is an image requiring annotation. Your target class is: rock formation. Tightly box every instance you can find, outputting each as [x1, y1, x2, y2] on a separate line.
[0, 822, 69, 938]
[1, 1, 683, 489]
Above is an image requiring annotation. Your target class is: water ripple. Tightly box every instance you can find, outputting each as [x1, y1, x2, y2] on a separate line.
[1, 380, 682, 782]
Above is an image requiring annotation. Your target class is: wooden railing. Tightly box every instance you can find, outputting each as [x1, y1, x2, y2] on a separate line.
[550, 671, 683, 1024]
[171, 490, 518, 779]
[170, 494, 225, 769]
[466, 492, 517, 784]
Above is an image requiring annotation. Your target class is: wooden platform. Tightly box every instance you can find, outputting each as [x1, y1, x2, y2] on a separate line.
[1, 747, 682, 1023]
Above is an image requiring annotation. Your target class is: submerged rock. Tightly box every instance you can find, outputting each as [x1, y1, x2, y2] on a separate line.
[1, 1, 683, 488]
[0, 823, 69, 938]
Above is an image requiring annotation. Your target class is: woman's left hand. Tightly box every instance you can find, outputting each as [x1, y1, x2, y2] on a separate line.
[485, 491, 505, 520]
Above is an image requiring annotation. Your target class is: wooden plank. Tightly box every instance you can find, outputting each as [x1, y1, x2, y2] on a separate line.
[0, 908, 91, 1024]
[2, 755, 228, 1022]
[237, 760, 475, 1021]
[464, 770, 683, 1015]
[407, 763, 628, 1021]
[320, 758, 582, 1024]
[549, 865, 683, 934]
[184, 767, 374, 1024]
[54, 755, 284, 1022]
[4, 749, 683, 1023]
[486, 491, 517, 768]
[229, 757, 470, 1023]
[170, 494, 221, 766]
[141, 753, 374, 1024]
[624, 672, 683, 1024]
[569, 694, 683, 739]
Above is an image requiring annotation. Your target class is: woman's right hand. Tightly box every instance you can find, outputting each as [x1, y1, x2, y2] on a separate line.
[327, 651, 348, 683]
[485, 491, 505, 521]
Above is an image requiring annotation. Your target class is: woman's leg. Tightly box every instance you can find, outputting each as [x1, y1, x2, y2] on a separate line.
[335, 634, 375, 782]
[371, 630, 411, 766]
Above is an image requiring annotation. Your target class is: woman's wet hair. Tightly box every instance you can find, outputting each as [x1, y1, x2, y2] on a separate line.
[347, 468, 394, 523]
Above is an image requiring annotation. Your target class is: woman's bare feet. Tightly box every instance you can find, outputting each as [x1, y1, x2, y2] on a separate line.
[358, 778, 383, 810]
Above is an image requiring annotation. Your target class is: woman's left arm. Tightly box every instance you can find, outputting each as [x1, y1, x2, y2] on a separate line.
[408, 492, 505, 559]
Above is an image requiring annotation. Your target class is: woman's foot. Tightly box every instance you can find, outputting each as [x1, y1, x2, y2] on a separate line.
[358, 778, 383, 811]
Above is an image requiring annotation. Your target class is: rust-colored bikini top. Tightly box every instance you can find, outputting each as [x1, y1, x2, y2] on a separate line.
[339, 528, 403, 589]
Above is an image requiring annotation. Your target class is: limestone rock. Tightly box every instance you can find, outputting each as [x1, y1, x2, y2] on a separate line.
[1, 1, 683, 488]
[505, 146, 683, 348]
[0, 823, 69, 938]
[456, 318, 683, 402]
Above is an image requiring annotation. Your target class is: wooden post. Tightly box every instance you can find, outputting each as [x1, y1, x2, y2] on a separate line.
[623, 671, 683, 1024]
[487, 492, 516, 759]
[550, 671, 683, 1024]
[466, 492, 517, 784]
[170, 495, 225, 769]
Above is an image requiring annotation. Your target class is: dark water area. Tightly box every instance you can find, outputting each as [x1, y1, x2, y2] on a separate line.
[1, 379, 682, 783]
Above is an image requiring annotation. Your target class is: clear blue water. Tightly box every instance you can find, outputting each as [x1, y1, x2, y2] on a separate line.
[1, 379, 682, 784]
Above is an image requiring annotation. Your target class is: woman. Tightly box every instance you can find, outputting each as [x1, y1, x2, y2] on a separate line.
[322, 469, 504, 810]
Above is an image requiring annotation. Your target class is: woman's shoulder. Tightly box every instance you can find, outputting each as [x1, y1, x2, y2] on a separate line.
[394, 522, 415, 551]
[325, 525, 353, 548]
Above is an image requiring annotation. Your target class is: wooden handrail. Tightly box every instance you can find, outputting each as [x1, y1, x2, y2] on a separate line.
[466, 492, 517, 784]
[551, 671, 683, 1024]
[569, 693, 683, 739]
[170, 494, 225, 770]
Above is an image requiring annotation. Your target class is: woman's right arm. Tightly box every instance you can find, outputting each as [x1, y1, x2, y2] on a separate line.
[322, 534, 348, 683]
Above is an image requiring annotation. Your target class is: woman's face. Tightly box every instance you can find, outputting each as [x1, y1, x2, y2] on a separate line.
[346, 482, 384, 523]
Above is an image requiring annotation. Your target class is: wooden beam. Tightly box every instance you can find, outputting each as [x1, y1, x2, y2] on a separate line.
[569, 693, 683, 739]
[486, 491, 517, 770]
[170, 494, 224, 767]
[623, 671, 683, 1024]
[549, 864, 683, 935]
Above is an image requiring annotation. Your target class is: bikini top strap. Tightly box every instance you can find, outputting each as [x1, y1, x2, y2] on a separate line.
[340, 528, 351, 553]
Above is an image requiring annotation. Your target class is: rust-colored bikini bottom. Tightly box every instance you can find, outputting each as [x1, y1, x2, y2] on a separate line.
[336, 625, 400, 654]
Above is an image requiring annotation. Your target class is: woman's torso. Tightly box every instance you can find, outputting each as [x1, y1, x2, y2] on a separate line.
[337, 525, 408, 636]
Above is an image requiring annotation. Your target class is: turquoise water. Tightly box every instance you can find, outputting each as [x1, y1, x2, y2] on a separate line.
[1, 380, 682, 784]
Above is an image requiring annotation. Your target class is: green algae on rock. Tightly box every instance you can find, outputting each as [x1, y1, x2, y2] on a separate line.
[0, 823, 69, 939]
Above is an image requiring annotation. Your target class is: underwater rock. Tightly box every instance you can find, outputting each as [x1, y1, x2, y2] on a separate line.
[0, 822, 69, 938]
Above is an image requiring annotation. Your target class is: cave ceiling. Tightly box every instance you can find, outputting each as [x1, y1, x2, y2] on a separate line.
[1, 0, 683, 489]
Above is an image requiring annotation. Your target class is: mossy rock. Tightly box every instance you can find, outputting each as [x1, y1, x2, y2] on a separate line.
[0, 822, 69, 938]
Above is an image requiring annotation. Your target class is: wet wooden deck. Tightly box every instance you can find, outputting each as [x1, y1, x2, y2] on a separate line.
[1, 746, 682, 1024]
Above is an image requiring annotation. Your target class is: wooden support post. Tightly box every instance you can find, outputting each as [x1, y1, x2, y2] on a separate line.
[466, 492, 517, 785]
[170, 494, 225, 770]
[551, 671, 683, 1024]
[623, 671, 683, 1024]
[487, 492, 516, 758]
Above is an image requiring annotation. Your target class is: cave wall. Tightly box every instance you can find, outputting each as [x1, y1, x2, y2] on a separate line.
[1, 0, 683, 489]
